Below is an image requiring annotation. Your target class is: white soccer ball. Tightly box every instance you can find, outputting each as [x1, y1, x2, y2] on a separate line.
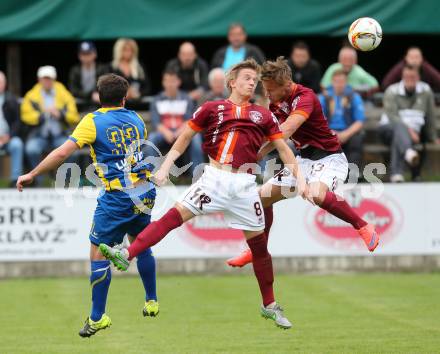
[348, 17, 382, 51]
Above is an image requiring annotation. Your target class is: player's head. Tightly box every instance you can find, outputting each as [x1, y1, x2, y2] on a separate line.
[97, 73, 129, 107]
[228, 23, 247, 49]
[225, 58, 260, 99]
[402, 64, 420, 91]
[405, 46, 423, 68]
[338, 47, 357, 73]
[261, 56, 292, 103]
[291, 41, 310, 68]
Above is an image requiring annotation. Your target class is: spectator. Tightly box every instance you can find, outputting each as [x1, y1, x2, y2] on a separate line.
[198, 68, 227, 105]
[165, 42, 209, 102]
[21, 66, 79, 185]
[319, 70, 365, 172]
[0, 71, 24, 187]
[146, 69, 203, 175]
[68, 41, 108, 109]
[211, 23, 265, 70]
[287, 41, 321, 93]
[382, 46, 440, 92]
[379, 65, 439, 182]
[110, 38, 151, 100]
[321, 46, 379, 96]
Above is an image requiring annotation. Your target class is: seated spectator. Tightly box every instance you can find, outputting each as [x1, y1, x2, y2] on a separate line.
[165, 42, 209, 102]
[110, 38, 151, 100]
[146, 69, 203, 176]
[211, 23, 265, 70]
[319, 70, 365, 174]
[68, 41, 108, 110]
[0, 71, 24, 187]
[21, 66, 79, 185]
[198, 68, 227, 105]
[379, 65, 439, 182]
[287, 41, 321, 93]
[321, 46, 379, 96]
[382, 46, 440, 92]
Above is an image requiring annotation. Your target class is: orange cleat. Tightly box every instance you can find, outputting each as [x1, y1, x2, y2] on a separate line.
[226, 249, 253, 267]
[358, 224, 380, 252]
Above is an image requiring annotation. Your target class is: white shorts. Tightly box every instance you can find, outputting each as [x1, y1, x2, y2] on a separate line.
[180, 165, 265, 231]
[268, 152, 348, 193]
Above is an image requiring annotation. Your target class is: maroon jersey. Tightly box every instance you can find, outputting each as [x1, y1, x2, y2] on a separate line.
[188, 99, 283, 169]
[269, 84, 341, 152]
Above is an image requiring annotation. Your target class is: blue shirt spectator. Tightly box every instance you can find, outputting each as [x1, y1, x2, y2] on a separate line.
[319, 69, 365, 171]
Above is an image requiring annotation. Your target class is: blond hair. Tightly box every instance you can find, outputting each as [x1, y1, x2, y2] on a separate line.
[225, 58, 261, 92]
[261, 56, 292, 85]
[112, 38, 142, 79]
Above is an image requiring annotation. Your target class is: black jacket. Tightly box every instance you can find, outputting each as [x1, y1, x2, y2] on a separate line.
[165, 57, 209, 92]
[287, 58, 321, 94]
[211, 43, 265, 68]
[68, 63, 109, 99]
[2, 91, 21, 138]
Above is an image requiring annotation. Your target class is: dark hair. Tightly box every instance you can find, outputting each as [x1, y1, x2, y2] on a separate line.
[292, 41, 310, 53]
[403, 64, 420, 75]
[228, 22, 246, 34]
[97, 73, 129, 106]
[162, 68, 180, 78]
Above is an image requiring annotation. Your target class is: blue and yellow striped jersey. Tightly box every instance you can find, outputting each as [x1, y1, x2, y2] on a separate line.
[69, 107, 152, 191]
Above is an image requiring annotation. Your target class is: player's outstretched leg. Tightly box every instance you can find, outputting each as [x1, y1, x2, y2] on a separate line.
[79, 260, 112, 337]
[227, 206, 273, 268]
[99, 244, 130, 271]
[317, 187, 379, 252]
[137, 248, 159, 317]
[246, 231, 292, 329]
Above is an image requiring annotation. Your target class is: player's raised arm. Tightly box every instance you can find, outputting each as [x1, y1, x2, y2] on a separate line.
[272, 138, 307, 198]
[16, 139, 79, 191]
[280, 113, 308, 139]
[153, 122, 198, 186]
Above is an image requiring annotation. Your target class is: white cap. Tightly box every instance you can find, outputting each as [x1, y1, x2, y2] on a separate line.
[37, 65, 57, 79]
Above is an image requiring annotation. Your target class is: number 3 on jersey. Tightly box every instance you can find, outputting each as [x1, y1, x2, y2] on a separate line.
[106, 124, 140, 155]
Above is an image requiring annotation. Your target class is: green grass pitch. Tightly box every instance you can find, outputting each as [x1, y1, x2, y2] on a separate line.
[1, 273, 440, 353]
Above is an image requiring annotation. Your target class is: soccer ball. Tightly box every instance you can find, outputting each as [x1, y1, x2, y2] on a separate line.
[348, 17, 382, 51]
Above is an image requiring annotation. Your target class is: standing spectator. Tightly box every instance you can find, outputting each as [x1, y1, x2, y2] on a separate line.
[321, 46, 379, 96]
[211, 23, 265, 70]
[21, 66, 79, 185]
[146, 69, 203, 176]
[110, 38, 151, 100]
[198, 68, 227, 105]
[287, 41, 321, 93]
[382, 47, 440, 92]
[165, 42, 209, 102]
[319, 70, 365, 172]
[68, 41, 108, 110]
[0, 71, 24, 187]
[379, 65, 439, 182]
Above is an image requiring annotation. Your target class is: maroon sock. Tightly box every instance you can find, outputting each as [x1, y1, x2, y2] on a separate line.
[263, 206, 273, 242]
[127, 207, 183, 260]
[246, 233, 275, 306]
[320, 191, 367, 230]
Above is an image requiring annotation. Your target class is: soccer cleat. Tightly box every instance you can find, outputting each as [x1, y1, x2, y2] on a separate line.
[99, 244, 130, 271]
[78, 314, 112, 338]
[358, 223, 380, 252]
[226, 249, 252, 268]
[142, 300, 159, 317]
[260, 303, 292, 329]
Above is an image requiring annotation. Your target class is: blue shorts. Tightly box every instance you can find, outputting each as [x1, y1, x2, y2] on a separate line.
[89, 183, 156, 247]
